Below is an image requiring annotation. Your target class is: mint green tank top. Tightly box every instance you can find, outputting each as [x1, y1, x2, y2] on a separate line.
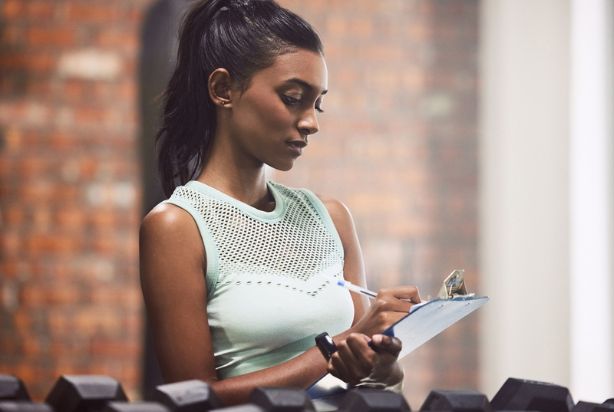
[164, 181, 355, 379]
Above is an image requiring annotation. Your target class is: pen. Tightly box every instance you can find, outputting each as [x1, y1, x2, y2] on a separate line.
[336, 279, 378, 299]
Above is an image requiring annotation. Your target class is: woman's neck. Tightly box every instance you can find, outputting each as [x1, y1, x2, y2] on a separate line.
[197, 158, 274, 212]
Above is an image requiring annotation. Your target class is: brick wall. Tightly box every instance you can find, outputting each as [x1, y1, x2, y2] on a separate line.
[275, 0, 479, 405]
[0, 0, 478, 406]
[0, 0, 153, 399]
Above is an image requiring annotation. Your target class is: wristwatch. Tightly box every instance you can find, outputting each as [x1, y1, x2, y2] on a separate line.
[315, 332, 337, 360]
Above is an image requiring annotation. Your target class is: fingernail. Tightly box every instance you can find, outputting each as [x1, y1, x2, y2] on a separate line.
[372, 334, 383, 345]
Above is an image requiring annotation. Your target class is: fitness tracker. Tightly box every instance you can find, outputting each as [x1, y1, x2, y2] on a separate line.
[315, 332, 337, 360]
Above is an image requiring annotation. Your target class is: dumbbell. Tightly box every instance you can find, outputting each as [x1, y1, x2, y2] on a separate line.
[0, 375, 30, 401]
[209, 406, 263, 412]
[420, 389, 492, 412]
[102, 402, 171, 412]
[0, 375, 53, 411]
[45, 375, 128, 412]
[168, 385, 314, 412]
[572, 401, 614, 412]
[152, 380, 222, 411]
[337, 388, 411, 412]
[0, 402, 53, 412]
[248, 387, 315, 411]
[491, 377, 575, 412]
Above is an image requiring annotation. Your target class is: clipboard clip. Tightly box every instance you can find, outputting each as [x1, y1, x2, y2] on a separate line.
[437, 269, 475, 299]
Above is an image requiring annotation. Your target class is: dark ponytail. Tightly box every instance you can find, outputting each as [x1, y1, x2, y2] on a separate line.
[156, 0, 323, 197]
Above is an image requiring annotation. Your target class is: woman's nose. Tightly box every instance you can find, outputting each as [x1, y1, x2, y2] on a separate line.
[297, 108, 320, 136]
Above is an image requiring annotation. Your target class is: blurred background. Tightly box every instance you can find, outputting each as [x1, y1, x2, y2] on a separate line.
[0, 0, 612, 407]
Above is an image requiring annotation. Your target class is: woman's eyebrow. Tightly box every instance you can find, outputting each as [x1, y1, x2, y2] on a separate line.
[283, 78, 328, 95]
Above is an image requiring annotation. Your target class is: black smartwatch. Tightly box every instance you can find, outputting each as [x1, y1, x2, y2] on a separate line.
[315, 332, 337, 360]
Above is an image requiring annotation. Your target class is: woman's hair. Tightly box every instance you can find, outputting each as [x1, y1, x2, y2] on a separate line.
[156, 0, 323, 197]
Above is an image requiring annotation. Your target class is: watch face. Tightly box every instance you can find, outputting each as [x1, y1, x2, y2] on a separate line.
[315, 332, 337, 360]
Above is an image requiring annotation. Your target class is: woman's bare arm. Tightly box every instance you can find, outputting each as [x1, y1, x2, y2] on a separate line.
[319, 196, 369, 323]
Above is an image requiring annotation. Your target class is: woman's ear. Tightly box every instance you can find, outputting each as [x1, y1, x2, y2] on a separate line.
[208, 68, 234, 108]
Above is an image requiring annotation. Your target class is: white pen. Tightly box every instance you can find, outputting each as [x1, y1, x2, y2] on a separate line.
[337, 279, 378, 299]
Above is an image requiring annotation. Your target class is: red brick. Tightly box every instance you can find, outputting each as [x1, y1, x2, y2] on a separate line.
[27, 27, 75, 48]
[74, 106, 107, 125]
[66, 4, 121, 23]
[96, 29, 138, 53]
[2, 0, 22, 19]
[90, 338, 140, 358]
[25, 1, 55, 20]
[55, 207, 86, 230]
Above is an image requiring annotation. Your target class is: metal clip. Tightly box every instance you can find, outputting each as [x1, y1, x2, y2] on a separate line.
[437, 269, 474, 299]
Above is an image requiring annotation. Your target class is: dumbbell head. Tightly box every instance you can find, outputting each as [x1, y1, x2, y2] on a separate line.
[102, 402, 171, 412]
[491, 377, 574, 412]
[152, 379, 222, 412]
[45, 375, 128, 412]
[249, 387, 314, 411]
[0, 376, 30, 401]
[0, 402, 53, 412]
[209, 406, 264, 412]
[420, 389, 493, 411]
[339, 388, 411, 412]
[572, 401, 614, 412]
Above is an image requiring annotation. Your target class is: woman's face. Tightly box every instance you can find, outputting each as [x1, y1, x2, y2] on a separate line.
[226, 49, 328, 171]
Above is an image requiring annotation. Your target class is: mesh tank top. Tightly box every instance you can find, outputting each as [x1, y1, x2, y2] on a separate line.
[164, 180, 355, 379]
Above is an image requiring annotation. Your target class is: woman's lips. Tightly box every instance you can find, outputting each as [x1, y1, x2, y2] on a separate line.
[287, 140, 307, 156]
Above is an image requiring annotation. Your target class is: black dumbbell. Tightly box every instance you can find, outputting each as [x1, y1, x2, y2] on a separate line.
[491, 377, 575, 412]
[0, 375, 30, 401]
[102, 401, 171, 412]
[249, 388, 314, 411]
[0, 401, 53, 412]
[0, 402, 53, 412]
[45, 375, 128, 412]
[152, 380, 222, 411]
[209, 406, 263, 412]
[338, 388, 411, 412]
[573, 401, 614, 412]
[420, 389, 493, 411]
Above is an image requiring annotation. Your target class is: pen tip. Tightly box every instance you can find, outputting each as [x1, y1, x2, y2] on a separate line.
[336, 280, 345, 286]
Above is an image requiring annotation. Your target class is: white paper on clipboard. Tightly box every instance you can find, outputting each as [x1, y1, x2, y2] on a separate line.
[388, 295, 489, 359]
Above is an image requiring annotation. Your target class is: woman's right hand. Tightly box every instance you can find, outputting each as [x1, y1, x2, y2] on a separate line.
[350, 286, 421, 336]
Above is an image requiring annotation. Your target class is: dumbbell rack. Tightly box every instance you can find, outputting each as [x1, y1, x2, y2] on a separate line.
[1, 373, 613, 411]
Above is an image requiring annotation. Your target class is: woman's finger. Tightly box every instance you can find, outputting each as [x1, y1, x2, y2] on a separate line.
[336, 338, 367, 380]
[329, 352, 352, 383]
[345, 334, 375, 376]
[378, 285, 421, 303]
[370, 334, 402, 358]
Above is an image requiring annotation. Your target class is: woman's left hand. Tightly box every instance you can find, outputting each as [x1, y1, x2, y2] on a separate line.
[327, 333, 403, 387]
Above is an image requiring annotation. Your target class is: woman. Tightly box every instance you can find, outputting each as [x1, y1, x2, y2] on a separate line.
[139, 0, 421, 406]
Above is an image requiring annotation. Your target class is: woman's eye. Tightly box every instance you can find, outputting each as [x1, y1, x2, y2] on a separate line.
[282, 94, 324, 113]
[281, 95, 301, 106]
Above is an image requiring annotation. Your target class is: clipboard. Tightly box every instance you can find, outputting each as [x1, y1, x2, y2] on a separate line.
[385, 294, 489, 359]
[308, 270, 488, 401]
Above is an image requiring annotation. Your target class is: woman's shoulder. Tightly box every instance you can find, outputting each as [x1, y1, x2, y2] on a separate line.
[140, 202, 199, 242]
[314, 193, 352, 224]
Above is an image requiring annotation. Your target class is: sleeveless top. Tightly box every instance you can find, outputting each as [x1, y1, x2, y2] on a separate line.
[164, 180, 355, 379]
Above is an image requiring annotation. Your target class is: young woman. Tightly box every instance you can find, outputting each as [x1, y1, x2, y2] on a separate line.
[139, 0, 421, 406]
